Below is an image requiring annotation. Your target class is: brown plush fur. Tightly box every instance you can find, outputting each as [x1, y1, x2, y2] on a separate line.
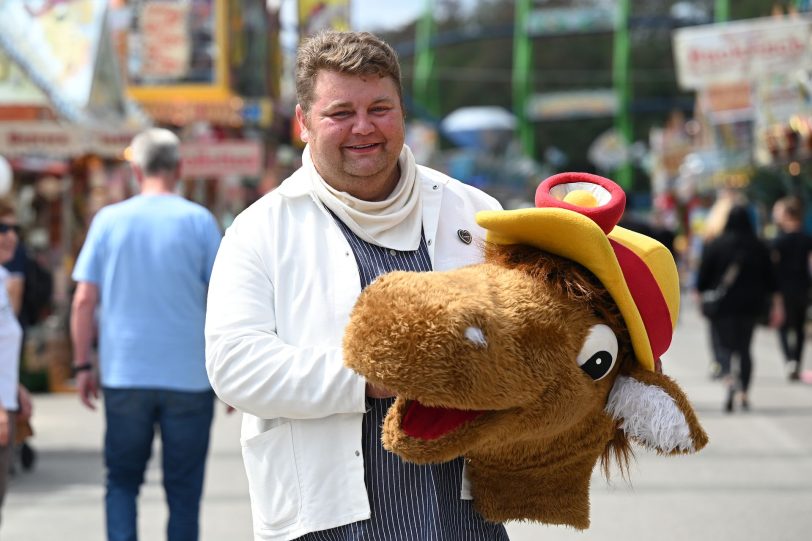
[344, 243, 707, 529]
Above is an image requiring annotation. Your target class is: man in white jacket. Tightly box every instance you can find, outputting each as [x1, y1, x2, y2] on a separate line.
[205, 31, 509, 541]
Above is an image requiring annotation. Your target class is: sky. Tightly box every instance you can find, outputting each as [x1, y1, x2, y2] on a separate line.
[278, 0, 477, 44]
[350, 1, 429, 31]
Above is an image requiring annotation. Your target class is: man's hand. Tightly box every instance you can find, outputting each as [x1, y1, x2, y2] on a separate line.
[366, 381, 396, 399]
[0, 407, 9, 446]
[769, 294, 785, 329]
[223, 401, 237, 415]
[77, 370, 99, 410]
[70, 281, 99, 409]
[17, 384, 32, 421]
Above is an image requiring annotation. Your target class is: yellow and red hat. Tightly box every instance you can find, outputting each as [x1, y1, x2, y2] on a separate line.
[476, 172, 679, 372]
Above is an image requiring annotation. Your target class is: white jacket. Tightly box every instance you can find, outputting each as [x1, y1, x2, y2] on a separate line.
[205, 165, 501, 541]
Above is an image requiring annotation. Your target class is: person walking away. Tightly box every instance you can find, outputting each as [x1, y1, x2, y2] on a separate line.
[2, 235, 49, 473]
[205, 31, 510, 541]
[771, 196, 812, 381]
[70, 128, 222, 541]
[695, 191, 745, 379]
[696, 204, 783, 413]
[0, 199, 33, 527]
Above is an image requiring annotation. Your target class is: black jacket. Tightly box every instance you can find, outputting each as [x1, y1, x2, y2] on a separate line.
[696, 207, 776, 318]
[772, 230, 812, 299]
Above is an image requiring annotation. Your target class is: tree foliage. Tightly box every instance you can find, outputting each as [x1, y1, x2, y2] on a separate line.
[378, 0, 788, 185]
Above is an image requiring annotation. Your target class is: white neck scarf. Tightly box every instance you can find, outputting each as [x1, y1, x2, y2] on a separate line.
[306, 144, 423, 251]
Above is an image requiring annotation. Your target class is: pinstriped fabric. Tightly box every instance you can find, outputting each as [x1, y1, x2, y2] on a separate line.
[298, 214, 509, 540]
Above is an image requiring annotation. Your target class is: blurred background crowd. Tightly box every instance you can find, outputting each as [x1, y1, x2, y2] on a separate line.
[0, 0, 810, 409]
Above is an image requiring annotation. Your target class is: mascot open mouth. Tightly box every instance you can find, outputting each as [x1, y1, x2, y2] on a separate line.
[401, 399, 487, 440]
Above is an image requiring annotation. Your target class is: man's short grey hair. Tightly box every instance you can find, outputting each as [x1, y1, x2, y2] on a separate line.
[130, 128, 181, 175]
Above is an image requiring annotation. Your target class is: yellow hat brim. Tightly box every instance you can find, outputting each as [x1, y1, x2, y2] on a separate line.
[476, 207, 661, 371]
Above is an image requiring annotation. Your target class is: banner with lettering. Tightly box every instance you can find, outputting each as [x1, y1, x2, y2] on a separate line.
[673, 16, 812, 89]
[0, 122, 136, 158]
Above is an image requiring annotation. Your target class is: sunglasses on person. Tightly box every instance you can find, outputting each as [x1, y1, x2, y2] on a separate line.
[0, 223, 22, 235]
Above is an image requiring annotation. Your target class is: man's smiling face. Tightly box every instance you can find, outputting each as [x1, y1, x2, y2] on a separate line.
[296, 70, 405, 202]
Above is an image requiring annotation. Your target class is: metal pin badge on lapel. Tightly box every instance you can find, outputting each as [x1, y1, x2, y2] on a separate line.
[457, 229, 472, 245]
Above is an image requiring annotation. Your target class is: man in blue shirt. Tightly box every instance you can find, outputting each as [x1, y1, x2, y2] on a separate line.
[70, 128, 222, 541]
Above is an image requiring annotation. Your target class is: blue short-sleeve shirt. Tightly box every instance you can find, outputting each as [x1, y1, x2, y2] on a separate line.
[72, 194, 221, 391]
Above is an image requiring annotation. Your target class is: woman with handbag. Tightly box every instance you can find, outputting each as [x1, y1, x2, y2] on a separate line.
[696, 204, 783, 412]
[0, 198, 33, 526]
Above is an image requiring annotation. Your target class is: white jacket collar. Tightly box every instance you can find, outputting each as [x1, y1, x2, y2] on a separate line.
[275, 161, 450, 200]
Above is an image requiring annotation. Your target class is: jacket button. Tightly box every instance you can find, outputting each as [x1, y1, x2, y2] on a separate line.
[355, 450, 360, 457]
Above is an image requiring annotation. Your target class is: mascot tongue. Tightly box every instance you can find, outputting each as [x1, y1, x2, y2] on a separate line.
[401, 400, 486, 440]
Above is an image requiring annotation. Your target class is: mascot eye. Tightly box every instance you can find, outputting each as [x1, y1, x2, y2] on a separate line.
[576, 324, 618, 381]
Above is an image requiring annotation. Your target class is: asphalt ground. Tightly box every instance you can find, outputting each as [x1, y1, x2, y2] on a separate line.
[4, 296, 812, 540]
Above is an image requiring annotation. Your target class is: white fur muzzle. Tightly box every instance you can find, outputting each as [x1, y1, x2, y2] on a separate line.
[605, 375, 695, 453]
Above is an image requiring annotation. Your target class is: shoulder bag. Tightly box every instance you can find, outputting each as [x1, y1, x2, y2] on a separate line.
[700, 259, 740, 318]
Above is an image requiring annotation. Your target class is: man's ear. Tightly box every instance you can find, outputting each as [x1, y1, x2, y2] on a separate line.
[604, 364, 708, 455]
[295, 104, 310, 143]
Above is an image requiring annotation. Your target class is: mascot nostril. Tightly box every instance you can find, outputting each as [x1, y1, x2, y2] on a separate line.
[343, 172, 708, 529]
